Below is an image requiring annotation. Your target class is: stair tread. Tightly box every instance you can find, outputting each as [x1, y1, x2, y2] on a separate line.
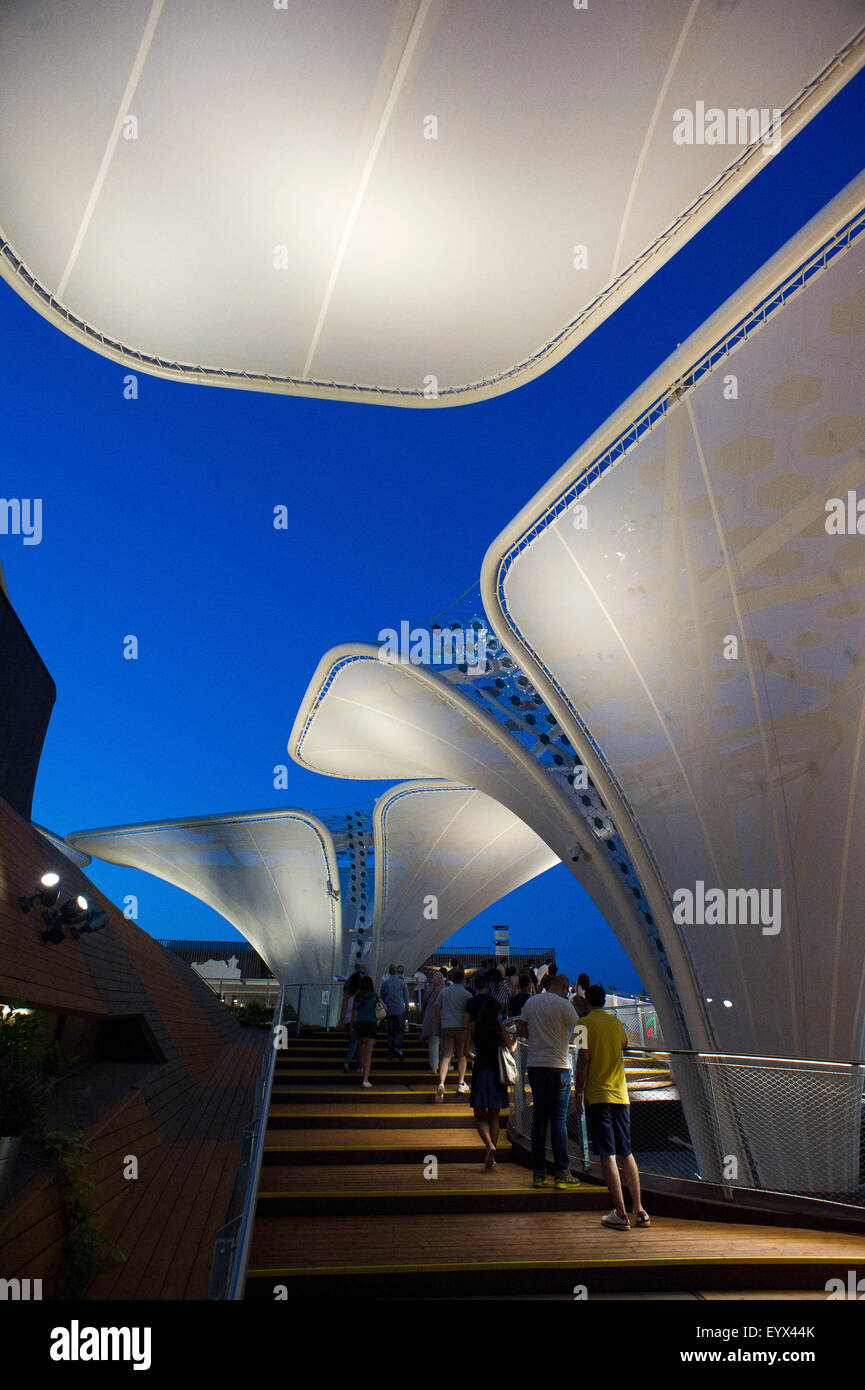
[270, 1106, 485, 1117]
[248, 1211, 865, 1274]
[264, 1127, 512, 1148]
[257, 1161, 603, 1198]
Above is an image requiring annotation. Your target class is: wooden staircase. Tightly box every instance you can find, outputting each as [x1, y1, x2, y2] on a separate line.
[243, 1030, 864, 1300]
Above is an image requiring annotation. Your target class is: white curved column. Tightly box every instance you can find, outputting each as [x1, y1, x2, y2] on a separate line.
[482, 176, 865, 1191]
[371, 780, 559, 979]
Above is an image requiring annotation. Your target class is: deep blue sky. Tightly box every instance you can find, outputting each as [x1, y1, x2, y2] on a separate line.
[4, 71, 865, 990]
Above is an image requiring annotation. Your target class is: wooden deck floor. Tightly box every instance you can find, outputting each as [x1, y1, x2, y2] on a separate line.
[89, 1025, 266, 1299]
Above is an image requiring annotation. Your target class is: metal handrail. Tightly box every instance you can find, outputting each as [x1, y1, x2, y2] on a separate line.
[209, 986, 284, 1300]
[621, 1046, 865, 1067]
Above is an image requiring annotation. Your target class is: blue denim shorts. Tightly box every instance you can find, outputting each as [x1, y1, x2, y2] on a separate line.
[587, 1102, 631, 1157]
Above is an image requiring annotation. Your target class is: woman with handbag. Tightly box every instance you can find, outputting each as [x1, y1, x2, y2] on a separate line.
[418, 969, 445, 1074]
[464, 973, 518, 1170]
[341, 968, 366, 1072]
[353, 976, 386, 1088]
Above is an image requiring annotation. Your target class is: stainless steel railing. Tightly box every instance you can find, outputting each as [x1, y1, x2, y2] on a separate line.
[209, 986, 284, 1300]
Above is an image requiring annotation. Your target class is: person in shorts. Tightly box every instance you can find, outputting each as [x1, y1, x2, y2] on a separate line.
[573, 983, 650, 1230]
[435, 968, 472, 1100]
[352, 976, 382, 1088]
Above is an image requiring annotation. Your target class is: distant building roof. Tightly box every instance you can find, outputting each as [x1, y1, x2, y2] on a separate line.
[421, 947, 554, 973]
[159, 939, 274, 980]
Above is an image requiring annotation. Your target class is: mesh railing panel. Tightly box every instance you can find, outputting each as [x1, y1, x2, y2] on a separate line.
[607, 1004, 663, 1047]
[508, 1041, 865, 1210]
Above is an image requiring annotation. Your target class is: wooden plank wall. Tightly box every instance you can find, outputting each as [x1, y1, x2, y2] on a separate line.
[0, 795, 262, 1298]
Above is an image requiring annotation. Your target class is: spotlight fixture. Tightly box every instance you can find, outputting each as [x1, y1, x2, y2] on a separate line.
[18, 872, 61, 912]
[40, 894, 90, 939]
[57, 895, 89, 926]
[70, 910, 109, 941]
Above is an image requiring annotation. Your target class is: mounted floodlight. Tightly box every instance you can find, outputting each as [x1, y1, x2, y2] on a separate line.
[18, 871, 62, 912]
[69, 909, 110, 941]
[42, 894, 90, 931]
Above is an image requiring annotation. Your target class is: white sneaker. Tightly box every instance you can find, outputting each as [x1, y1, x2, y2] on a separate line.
[601, 1210, 630, 1230]
[457, 1082, 470, 1094]
[362, 1080, 372, 1088]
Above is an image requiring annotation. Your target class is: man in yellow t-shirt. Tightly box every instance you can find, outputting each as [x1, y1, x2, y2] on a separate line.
[574, 984, 650, 1231]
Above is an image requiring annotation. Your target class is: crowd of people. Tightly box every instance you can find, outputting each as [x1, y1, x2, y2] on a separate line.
[338, 956, 648, 1229]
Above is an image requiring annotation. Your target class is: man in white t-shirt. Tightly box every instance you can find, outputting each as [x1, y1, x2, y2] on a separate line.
[516, 975, 582, 1189]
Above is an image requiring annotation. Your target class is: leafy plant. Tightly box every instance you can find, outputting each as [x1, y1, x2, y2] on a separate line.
[0, 1053, 54, 1137]
[0, 1001, 78, 1077]
[43, 1126, 124, 1299]
[0, 1003, 74, 1138]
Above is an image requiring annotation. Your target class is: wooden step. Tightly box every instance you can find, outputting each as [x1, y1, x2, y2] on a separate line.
[245, 1210, 865, 1299]
[277, 1059, 438, 1072]
[263, 1128, 514, 1165]
[256, 1161, 594, 1195]
[271, 1086, 471, 1105]
[276, 1067, 438, 1078]
[273, 1069, 464, 1084]
[273, 1066, 669, 1092]
[267, 1106, 483, 1130]
[283, 1038, 427, 1048]
[256, 1161, 605, 1216]
[283, 1047, 430, 1058]
[285, 1039, 425, 1046]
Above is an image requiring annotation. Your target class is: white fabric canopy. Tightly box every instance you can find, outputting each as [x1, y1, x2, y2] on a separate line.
[0, 0, 862, 404]
[66, 789, 556, 990]
[372, 780, 558, 976]
[484, 174, 865, 1065]
[290, 644, 702, 1047]
[66, 809, 341, 990]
